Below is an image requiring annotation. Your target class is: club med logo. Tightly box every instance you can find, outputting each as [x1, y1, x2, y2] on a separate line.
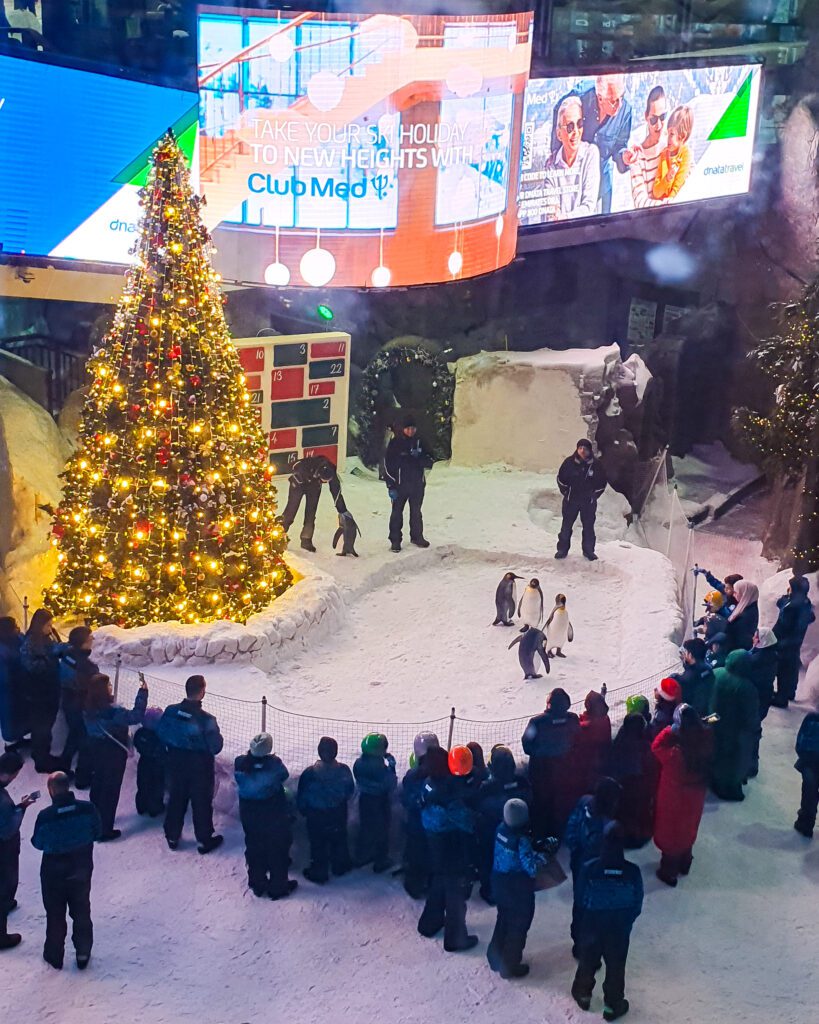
[248, 173, 391, 201]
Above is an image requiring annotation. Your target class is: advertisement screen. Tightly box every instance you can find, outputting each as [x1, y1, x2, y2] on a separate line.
[519, 63, 761, 228]
[0, 55, 198, 264]
[197, 8, 533, 287]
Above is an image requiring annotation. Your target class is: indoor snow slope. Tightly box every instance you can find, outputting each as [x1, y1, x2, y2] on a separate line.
[5, 469, 810, 1024]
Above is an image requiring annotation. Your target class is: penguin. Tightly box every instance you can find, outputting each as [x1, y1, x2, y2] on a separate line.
[493, 572, 523, 626]
[517, 578, 544, 631]
[509, 626, 551, 680]
[332, 510, 361, 557]
[545, 593, 574, 657]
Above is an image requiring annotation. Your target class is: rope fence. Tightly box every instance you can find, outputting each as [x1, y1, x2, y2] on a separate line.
[106, 660, 678, 774]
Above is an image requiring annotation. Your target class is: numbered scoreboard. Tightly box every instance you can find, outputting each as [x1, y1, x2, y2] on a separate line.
[233, 332, 351, 475]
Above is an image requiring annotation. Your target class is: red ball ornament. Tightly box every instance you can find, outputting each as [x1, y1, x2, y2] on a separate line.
[145, 362, 156, 376]
[52, 523, 65, 539]
[189, 375, 201, 388]
[169, 345, 182, 360]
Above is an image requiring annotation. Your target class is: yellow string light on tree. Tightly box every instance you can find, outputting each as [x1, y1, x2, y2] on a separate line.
[46, 130, 293, 627]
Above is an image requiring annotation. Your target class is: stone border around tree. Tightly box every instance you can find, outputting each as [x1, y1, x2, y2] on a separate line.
[89, 555, 345, 671]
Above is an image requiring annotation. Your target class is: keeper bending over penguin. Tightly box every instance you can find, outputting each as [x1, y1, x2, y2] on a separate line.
[493, 572, 524, 626]
[509, 626, 551, 680]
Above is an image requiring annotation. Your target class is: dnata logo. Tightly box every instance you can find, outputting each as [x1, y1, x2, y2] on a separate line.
[704, 163, 744, 176]
[109, 219, 138, 232]
[248, 174, 391, 201]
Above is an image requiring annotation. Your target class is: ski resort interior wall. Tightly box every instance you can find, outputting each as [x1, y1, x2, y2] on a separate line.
[450, 345, 621, 472]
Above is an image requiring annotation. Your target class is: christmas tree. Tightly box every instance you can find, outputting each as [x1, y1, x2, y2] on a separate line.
[47, 132, 293, 627]
[733, 275, 819, 572]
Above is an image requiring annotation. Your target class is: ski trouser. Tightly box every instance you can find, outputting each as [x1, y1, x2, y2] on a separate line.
[163, 749, 216, 845]
[41, 851, 93, 964]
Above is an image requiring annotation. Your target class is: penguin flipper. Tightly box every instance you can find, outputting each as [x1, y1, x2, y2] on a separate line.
[332, 528, 342, 549]
[508, 635, 522, 650]
[568, 622, 574, 643]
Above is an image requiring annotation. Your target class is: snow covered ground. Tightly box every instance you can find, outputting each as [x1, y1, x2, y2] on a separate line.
[5, 470, 814, 1024]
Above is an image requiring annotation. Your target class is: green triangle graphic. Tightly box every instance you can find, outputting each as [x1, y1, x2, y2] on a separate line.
[114, 104, 199, 186]
[708, 74, 752, 142]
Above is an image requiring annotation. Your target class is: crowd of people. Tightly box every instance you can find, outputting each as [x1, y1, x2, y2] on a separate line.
[0, 566, 817, 1020]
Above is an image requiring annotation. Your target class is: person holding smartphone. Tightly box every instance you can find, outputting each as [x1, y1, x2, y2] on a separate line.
[0, 750, 38, 950]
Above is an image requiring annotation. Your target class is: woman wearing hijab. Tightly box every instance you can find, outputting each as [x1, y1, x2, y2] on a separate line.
[733, 629, 778, 778]
[725, 580, 759, 653]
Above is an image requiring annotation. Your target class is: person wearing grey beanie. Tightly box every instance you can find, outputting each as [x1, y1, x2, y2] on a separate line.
[487, 798, 556, 980]
[234, 735, 297, 899]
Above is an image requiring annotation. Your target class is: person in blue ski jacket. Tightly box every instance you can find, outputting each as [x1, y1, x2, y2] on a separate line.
[353, 732, 397, 873]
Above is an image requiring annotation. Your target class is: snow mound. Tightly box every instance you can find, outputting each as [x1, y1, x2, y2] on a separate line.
[92, 555, 345, 670]
[451, 344, 621, 473]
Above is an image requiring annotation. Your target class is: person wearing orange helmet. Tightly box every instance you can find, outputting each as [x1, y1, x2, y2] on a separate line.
[417, 745, 478, 953]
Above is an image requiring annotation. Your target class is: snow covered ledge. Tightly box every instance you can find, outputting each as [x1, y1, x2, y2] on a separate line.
[90, 555, 345, 671]
[451, 345, 620, 473]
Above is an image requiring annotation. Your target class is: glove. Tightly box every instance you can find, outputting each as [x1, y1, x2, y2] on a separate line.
[388, 488, 398, 501]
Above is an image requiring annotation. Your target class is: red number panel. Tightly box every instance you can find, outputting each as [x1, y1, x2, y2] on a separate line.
[269, 429, 298, 451]
[307, 380, 335, 397]
[270, 367, 305, 401]
[302, 445, 338, 464]
[239, 347, 265, 372]
[311, 340, 347, 359]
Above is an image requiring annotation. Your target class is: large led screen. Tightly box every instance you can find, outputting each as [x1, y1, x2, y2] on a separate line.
[519, 63, 761, 227]
[0, 55, 198, 263]
[197, 8, 533, 287]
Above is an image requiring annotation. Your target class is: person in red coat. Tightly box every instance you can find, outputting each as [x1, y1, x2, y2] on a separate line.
[575, 691, 612, 797]
[651, 704, 714, 886]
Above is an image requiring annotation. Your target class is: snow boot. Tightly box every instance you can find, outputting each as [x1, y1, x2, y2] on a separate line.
[99, 830, 122, 842]
[583, 552, 598, 562]
[300, 539, 317, 553]
[270, 880, 298, 900]
[303, 866, 328, 885]
[197, 834, 224, 855]
[554, 551, 567, 560]
[794, 817, 814, 839]
[166, 838, 179, 851]
[444, 934, 479, 953]
[603, 999, 629, 1021]
[390, 543, 401, 553]
[0, 934, 21, 951]
[500, 963, 530, 979]
[76, 954, 90, 970]
[570, 983, 591, 1010]
[411, 538, 430, 548]
[656, 868, 678, 887]
[43, 951, 63, 970]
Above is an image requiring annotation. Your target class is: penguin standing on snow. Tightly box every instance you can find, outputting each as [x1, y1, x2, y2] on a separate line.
[545, 593, 574, 658]
[509, 627, 551, 680]
[493, 572, 523, 626]
[517, 578, 544, 631]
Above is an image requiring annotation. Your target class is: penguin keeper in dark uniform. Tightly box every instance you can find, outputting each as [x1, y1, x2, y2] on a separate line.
[280, 455, 348, 553]
[555, 439, 607, 562]
[384, 415, 434, 553]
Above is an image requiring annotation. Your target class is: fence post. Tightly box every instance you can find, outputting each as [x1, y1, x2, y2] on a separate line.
[22, 596, 29, 632]
[113, 654, 122, 702]
[447, 707, 456, 750]
[261, 695, 267, 733]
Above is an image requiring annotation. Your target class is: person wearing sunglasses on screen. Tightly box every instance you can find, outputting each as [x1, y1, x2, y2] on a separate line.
[543, 95, 601, 222]
[622, 85, 668, 209]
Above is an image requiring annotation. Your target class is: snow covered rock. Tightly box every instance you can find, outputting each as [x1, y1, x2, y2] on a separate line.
[0, 375, 72, 618]
[450, 345, 621, 473]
